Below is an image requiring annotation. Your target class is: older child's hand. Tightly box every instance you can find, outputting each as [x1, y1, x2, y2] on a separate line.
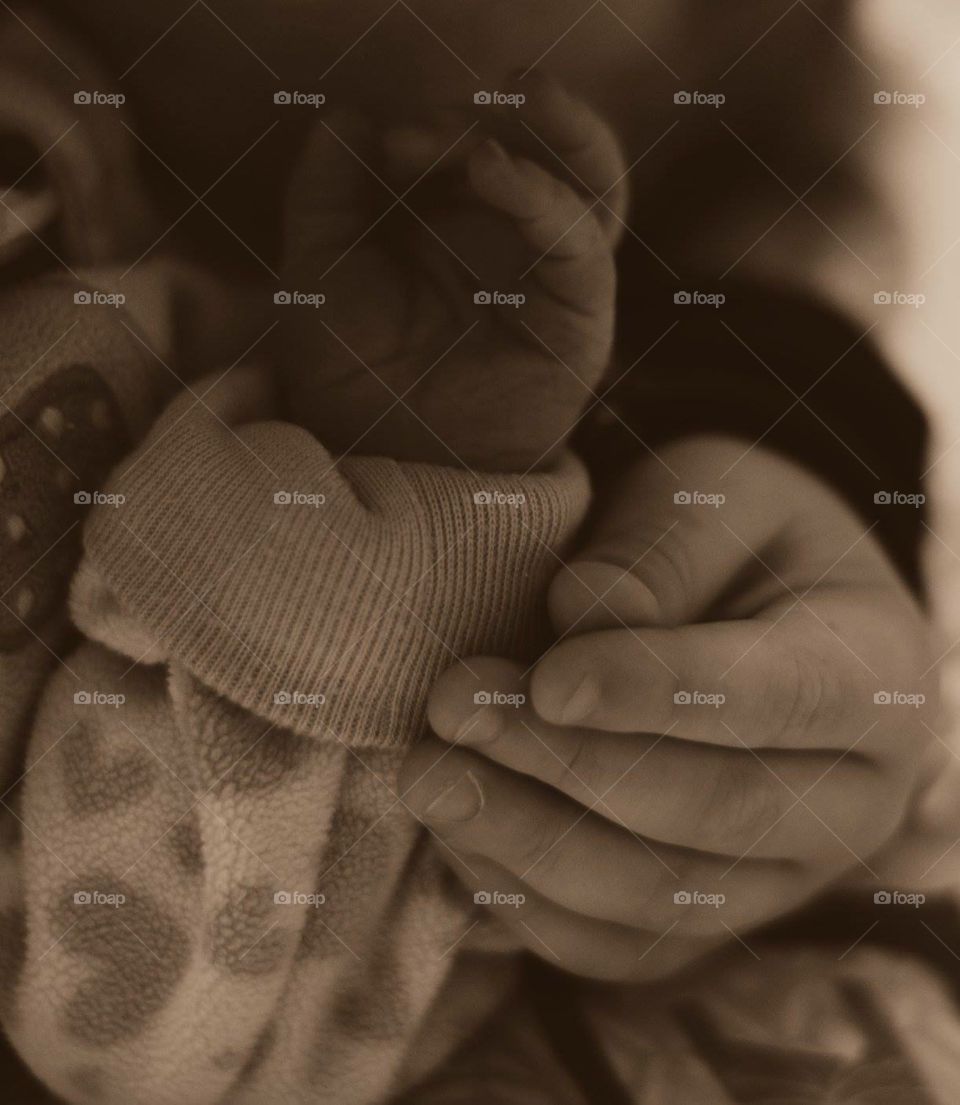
[402, 438, 938, 981]
[279, 76, 626, 470]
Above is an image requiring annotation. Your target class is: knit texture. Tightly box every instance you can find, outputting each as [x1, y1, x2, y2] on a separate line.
[3, 361, 590, 1105]
[79, 364, 588, 747]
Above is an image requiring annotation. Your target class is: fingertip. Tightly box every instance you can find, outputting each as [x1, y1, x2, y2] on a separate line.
[427, 657, 525, 740]
[548, 560, 660, 634]
[530, 644, 601, 726]
[467, 137, 513, 185]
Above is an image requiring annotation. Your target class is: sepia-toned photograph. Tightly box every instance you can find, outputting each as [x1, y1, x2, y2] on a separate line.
[1, 2, 960, 1101]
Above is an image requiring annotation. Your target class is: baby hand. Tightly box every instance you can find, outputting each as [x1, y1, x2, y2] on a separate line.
[279, 76, 627, 471]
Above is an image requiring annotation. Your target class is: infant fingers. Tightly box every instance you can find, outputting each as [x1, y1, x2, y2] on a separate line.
[282, 111, 381, 279]
[468, 138, 614, 374]
[516, 71, 629, 243]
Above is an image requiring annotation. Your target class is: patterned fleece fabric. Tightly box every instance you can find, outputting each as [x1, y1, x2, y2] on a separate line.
[6, 7, 960, 1105]
[0, 344, 588, 1105]
[0, 11, 593, 1100]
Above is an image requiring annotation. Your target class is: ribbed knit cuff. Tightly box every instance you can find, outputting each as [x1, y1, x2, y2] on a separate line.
[81, 366, 590, 747]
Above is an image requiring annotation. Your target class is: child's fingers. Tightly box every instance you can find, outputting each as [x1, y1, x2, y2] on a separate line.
[468, 138, 614, 363]
[517, 72, 629, 243]
[383, 111, 481, 186]
[282, 110, 380, 277]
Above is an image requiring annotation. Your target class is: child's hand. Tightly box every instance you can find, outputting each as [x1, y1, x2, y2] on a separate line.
[402, 439, 937, 982]
[279, 76, 626, 471]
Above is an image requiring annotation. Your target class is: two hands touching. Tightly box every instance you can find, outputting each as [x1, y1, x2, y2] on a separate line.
[280, 76, 934, 984]
[404, 439, 936, 981]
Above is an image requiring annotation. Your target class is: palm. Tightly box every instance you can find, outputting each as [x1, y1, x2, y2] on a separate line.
[279, 98, 624, 469]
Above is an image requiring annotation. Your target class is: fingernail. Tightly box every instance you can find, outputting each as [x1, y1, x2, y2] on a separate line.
[424, 771, 484, 822]
[455, 706, 502, 744]
[558, 673, 600, 724]
[476, 137, 511, 168]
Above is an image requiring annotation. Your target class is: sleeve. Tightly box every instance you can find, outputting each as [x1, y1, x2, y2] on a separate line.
[1, 365, 591, 1104]
[72, 364, 592, 746]
[575, 262, 929, 596]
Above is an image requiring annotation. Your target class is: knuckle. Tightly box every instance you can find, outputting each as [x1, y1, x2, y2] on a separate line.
[633, 527, 698, 628]
[427, 658, 523, 739]
[551, 731, 600, 795]
[700, 756, 784, 849]
[767, 643, 840, 744]
[633, 850, 693, 928]
[512, 813, 567, 878]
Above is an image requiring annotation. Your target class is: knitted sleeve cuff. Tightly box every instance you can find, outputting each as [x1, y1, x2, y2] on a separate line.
[80, 366, 591, 747]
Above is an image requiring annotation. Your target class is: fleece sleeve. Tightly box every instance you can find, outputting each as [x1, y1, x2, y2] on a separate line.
[1, 364, 590, 1105]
